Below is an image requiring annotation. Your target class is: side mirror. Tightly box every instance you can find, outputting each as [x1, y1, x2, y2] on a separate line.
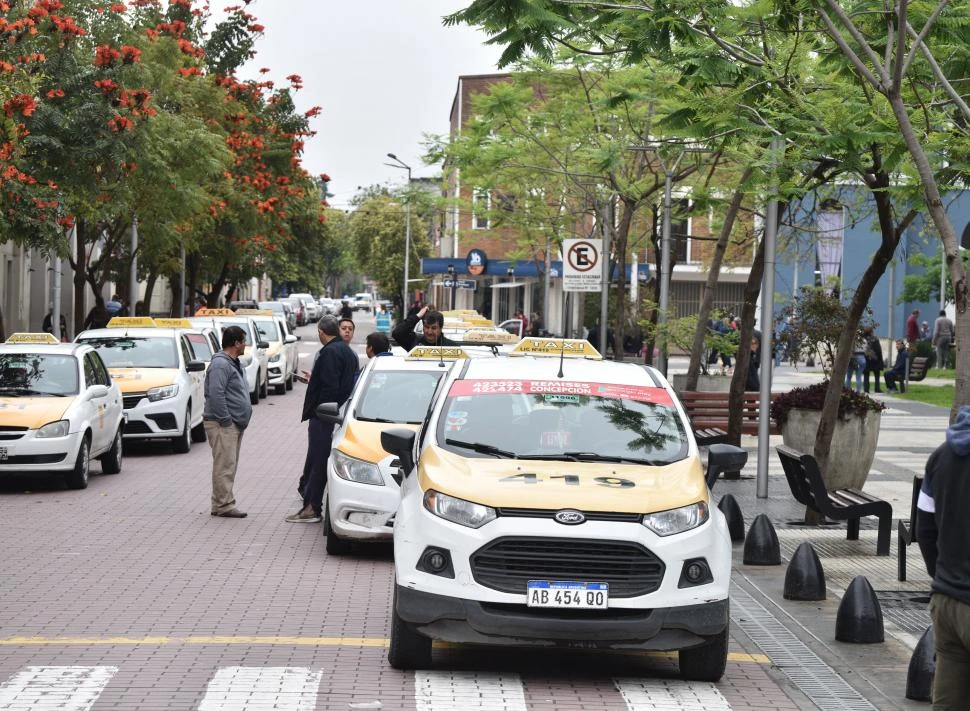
[284, 334, 297, 344]
[314, 402, 342, 424]
[705, 443, 749, 489]
[186, 360, 206, 372]
[257, 341, 270, 349]
[381, 428, 416, 477]
[88, 384, 110, 399]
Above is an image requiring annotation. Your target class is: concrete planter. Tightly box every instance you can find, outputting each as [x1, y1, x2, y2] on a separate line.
[670, 373, 732, 393]
[781, 408, 882, 491]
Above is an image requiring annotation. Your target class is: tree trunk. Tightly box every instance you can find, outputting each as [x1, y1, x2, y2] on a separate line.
[71, 219, 89, 334]
[685, 167, 754, 390]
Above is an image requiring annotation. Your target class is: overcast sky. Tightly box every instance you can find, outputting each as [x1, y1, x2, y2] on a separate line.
[241, 1, 503, 210]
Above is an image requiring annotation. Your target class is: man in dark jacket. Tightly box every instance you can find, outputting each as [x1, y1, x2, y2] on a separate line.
[286, 315, 358, 523]
[391, 304, 457, 351]
[916, 406, 970, 708]
[203, 325, 253, 518]
[884, 340, 909, 393]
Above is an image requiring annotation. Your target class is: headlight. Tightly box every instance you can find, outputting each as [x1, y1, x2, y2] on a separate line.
[269, 353, 282, 363]
[642, 501, 709, 536]
[423, 489, 496, 529]
[36, 420, 70, 438]
[146, 384, 179, 402]
[332, 450, 384, 486]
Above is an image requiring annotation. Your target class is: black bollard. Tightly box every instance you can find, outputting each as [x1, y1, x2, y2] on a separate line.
[717, 494, 745, 543]
[835, 575, 884, 643]
[743, 513, 781, 565]
[905, 625, 935, 701]
[784, 541, 826, 601]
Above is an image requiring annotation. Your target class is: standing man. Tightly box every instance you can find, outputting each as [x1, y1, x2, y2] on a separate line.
[338, 317, 355, 345]
[916, 406, 970, 708]
[906, 308, 921, 344]
[365, 332, 392, 358]
[286, 315, 358, 523]
[203, 325, 252, 518]
[391, 304, 457, 351]
[933, 309, 955, 369]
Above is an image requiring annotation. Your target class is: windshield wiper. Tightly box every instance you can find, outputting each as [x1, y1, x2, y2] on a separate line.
[562, 451, 668, 466]
[445, 438, 517, 459]
[355, 415, 397, 423]
[516, 453, 580, 461]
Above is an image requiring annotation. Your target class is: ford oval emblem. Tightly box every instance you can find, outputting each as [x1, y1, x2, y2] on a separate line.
[554, 509, 586, 525]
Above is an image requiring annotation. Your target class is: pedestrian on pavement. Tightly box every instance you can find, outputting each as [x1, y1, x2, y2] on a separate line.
[745, 337, 760, 391]
[906, 308, 921, 344]
[845, 333, 866, 393]
[528, 311, 543, 337]
[286, 315, 358, 524]
[105, 294, 124, 316]
[42, 307, 68, 341]
[862, 326, 884, 393]
[884, 339, 909, 392]
[916, 405, 970, 709]
[933, 309, 955, 369]
[339, 301, 353, 320]
[365, 332, 392, 358]
[83, 303, 110, 330]
[391, 305, 457, 352]
[203, 325, 252, 518]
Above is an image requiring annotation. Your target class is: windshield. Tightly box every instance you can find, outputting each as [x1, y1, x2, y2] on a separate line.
[437, 378, 688, 464]
[253, 319, 280, 343]
[355, 370, 444, 424]
[77, 337, 178, 368]
[0, 354, 79, 396]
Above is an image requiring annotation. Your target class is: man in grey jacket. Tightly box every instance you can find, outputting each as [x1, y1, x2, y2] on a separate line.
[204, 325, 253, 518]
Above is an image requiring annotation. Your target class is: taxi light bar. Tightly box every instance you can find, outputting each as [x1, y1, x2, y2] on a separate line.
[407, 346, 469, 360]
[5, 332, 60, 344]
[462, 328, 518, 344]
[233, 308, 275, 316]
[194, 307, 235, 316]
[154, 318, 193, 328]
[511, 337, 602, 359]
[107, 317, 156, 328]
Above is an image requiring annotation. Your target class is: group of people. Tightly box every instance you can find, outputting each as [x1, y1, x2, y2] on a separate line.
[907, 307, 955, 368]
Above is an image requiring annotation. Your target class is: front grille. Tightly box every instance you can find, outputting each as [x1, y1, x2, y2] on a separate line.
[123, 392, 147, 410]
[146, 413, 178, 431]
[496, 508, 643, 523]
[471, 536, 665, 598]
[0, 426, 27, 441]
[124, 421, 152, 435]
[2, 453, 67, 464]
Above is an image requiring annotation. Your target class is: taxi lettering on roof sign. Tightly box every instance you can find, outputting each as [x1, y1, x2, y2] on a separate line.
[153, 318, 193, 328]
[233, 309, 275, 316]
[511, 337, 602, 359]
[5, 332, 60, 344]
[194, 307, 235, 317]
[462, 328, 518, 344]
[107, 317, 156, 328]
[407, 346, 469, 360]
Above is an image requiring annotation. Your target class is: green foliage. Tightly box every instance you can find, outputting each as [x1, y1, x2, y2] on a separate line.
[899, 250, 970, 306]
[777, 287, 874, 375]
[769, 381, 885, 427]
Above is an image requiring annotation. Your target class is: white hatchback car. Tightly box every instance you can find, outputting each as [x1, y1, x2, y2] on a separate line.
[0, 333, 124, 489]
[189, 309, 269, 404]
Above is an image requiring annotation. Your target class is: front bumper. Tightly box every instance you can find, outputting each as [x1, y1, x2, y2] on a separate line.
[120, 397, 186, 440]
[327, 465, 400, 541]
[395, 585, 729, 650]
[0, 430, 84, 472]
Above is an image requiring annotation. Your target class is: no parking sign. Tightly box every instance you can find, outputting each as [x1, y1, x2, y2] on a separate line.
[562, 239, 602, 292]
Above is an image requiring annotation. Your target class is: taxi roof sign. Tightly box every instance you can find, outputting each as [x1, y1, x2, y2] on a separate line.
[153, 318, 194, 329]
[234, 308, 275, 316]
[194, 307, 235, 317]
[407, 346, 469, 360]
[511, 337, 603, 359]
[107, 317, 156, 328]
[5, 332, 60, 344]
[462, 328, 518, 344]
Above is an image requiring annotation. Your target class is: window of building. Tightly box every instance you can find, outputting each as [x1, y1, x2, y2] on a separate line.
[472, 189, 490, 230]
[670, 197, 693, 263]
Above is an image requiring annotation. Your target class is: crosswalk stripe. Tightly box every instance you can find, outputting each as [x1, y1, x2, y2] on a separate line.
[197, 667, 322, 711]
[615, 678, 732, 710]
[414, 671, 527, 711]
[0, 666, 117, 711]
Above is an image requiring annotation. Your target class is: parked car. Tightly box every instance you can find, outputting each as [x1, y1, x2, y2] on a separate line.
[280, 296, 305, 326]
[259, 301, 296, 332]
[352, 293, 374, 313]
[290, 293, 320, 321]
[228, 299, 259, 311]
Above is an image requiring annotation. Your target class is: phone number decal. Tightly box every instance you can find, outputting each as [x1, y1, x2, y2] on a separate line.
[449, 379, 673, 405]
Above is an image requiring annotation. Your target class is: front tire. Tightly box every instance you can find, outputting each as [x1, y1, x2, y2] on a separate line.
[259, 371, 268, 399]
[324, 500, 352, 556]
[172, 408, 191, 454]
[65, 437, 90, 490]
[285, 371, 294, 391]
[250, 384, 259, 405]
[678, 626, 729, 682]
[100, 428, 123, 474]
[388, 586, 432, 670]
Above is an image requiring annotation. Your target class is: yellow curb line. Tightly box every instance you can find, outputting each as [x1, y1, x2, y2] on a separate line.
[0, 636, 770, 663]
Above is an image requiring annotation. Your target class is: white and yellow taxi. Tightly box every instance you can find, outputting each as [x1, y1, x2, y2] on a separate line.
[0, 333, 124, 489]
[189, 308, 269, 404]
[380, 337, 747, 679]
[315, 346, 472, 556]
[76, 317, 206, 453]
[236, 309, 298, 395]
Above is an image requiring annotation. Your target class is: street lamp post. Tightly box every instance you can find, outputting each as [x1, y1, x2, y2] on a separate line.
[386, 153, 412, 315]
[447, 264, 456, 310]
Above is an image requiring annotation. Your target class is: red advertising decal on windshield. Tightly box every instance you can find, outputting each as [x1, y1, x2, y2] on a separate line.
[448, 379, 673, 405]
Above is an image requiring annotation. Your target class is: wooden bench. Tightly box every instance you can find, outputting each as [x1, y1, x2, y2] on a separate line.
[908, 356, 930, 383]
[776, 445, 892, 555]
[897, 475, 924, 581]
[679, 391, 780, 445]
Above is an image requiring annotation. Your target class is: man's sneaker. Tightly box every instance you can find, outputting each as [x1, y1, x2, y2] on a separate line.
[285, 507, 322, 523]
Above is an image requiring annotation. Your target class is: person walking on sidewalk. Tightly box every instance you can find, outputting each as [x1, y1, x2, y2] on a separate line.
[862, 326, 884, 393]
[906, 308, 921, 344]
[204, 325, 252, 518]
[933, 310, 955, 369]
[845, 333, 866, 393]
[286, 315, 357, 524]
[916, 406, 970, 709]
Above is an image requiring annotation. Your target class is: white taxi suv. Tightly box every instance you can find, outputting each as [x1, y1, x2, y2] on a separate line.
[0, 333, 124, 489]
[76, 317, 207, 453]
[380, 337, 747, 679]
[189, 309, 269, 405]
[315, 346, 471, 555]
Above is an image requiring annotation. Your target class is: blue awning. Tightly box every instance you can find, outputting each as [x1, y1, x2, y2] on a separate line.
[421, 258, 650, 282]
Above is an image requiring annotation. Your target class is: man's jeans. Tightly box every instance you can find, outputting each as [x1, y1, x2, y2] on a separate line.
[304, 418, 334, 516]
[931, 592, 970, 709]
[206, 421, 243, 514]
